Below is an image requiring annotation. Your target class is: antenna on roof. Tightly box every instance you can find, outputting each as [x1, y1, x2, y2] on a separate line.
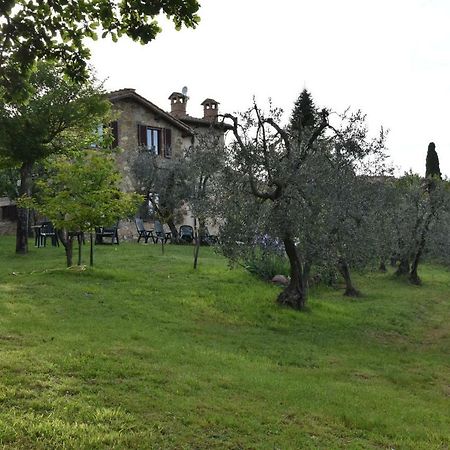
[182, 86, 188, 96]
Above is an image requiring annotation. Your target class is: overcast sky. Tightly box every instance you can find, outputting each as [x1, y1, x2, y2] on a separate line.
[89, 0, 450, 176]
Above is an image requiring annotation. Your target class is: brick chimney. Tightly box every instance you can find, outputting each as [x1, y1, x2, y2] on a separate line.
[169, 92, 188, 117]
[201, 98, 219, 120]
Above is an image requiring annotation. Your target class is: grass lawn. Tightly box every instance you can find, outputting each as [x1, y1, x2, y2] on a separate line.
[0, 236, 449, 449]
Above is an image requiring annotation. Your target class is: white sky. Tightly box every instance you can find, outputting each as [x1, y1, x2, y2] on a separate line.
[89, 0, 450, 176]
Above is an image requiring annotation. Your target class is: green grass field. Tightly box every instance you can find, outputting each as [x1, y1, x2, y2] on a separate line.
[0, 236, 449, 449]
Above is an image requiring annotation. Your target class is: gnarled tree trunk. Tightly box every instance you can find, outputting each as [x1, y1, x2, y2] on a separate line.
[338, 258, 360, 297]
[277, 236, 306, 310]
[409, 212, 433, 285]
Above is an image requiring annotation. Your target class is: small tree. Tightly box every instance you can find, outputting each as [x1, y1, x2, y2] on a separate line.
[185, 131, 226, 268]
[21, 150, 142, 267]
[130, 150, 188, 243]
[393, 143, 449, 284]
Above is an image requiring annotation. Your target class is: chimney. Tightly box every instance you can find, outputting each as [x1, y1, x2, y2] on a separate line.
[201, 98, 219, 120]
[169, 92, 188, 117]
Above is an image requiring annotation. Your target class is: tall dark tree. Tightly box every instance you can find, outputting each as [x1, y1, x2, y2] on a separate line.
[408, 142, 445, 284]
[289, 89, 317, 135]
[425, 142, 441, 179]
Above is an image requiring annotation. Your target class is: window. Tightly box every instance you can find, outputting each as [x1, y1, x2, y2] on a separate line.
[146, 128, 159, 155]
[90, 121, 118, 148]
[137, 124, 172, 158]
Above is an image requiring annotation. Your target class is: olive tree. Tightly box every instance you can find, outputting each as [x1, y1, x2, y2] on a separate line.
[220, 102, 388, 310]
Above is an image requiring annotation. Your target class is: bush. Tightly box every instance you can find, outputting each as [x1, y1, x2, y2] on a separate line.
[242, 235, 289, 281]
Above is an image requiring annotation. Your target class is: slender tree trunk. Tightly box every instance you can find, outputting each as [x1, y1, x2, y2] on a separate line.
[77, 236, 82, 266]
[167, 218, 179, 243]
[338, 258, 360, 297]
[193, 219, 205, 270]
[409, 212, 433, 285]
[57, 230, 74, 267]
[277, 236, 306, 310]
[15, 161, 33, 254]
[90, 233, 94, 267]
[193, 238, 200, 269]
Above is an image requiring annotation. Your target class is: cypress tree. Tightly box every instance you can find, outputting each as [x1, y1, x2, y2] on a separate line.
[289, 89, 317, 134]
[425, 142, 441, 179]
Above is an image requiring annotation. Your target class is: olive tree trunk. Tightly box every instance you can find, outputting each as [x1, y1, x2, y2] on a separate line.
[277, 236, 307, 310]
[338, 258, 360, 297]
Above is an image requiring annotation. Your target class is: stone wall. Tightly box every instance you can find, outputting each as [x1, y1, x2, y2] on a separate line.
[0, 220, 16, 235]
[113, 99, 192, 192]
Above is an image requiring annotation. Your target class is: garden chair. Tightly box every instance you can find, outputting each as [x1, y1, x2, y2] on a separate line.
[179, 224, 194, 244]
[135, 218, 154, 243]
[153, 220, 171, 244]
[39, 221, 59, 247]
[200, 226, 218, 246]
[95, 222, 119, 245]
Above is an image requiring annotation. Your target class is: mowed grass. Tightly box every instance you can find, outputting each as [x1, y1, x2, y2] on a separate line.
[0, 236, 449, 449]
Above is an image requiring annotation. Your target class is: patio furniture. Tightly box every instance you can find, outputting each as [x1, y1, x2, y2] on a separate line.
[36, 221, 59, 247]
[179, 224, 194, 244]
[95, 223, 119, 245]
[135, 218, 154, 243]
[153, 220, 171, 244]
[200, 226, 218, 246]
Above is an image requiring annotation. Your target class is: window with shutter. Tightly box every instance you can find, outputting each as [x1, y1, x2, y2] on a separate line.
[138, 124, 167, 156]
[137, 124, 147, 147]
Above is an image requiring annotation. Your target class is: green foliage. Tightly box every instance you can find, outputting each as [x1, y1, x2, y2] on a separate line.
[425, 142, 441, 179]
[0, 166, 19, 198]
[0, 239, 449, 448]
[243, 249, 289, 281]
[0, 0, 201, 100]
[20, 150, 142, 234]
[0, 61, 111, 166]
[130, 150, 188, 225]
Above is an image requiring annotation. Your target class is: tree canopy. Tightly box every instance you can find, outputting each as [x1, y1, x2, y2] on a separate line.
[0, 61, 112, 254]
[0, 0, 201, 100]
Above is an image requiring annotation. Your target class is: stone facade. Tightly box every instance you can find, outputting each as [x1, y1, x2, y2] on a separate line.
[108, 89, 230, 238]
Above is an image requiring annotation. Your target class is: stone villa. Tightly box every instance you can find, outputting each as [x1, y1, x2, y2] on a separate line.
[107, 88, 230, 237]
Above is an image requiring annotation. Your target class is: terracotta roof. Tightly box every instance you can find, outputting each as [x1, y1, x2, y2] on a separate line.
[108, 89, 193, 136]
